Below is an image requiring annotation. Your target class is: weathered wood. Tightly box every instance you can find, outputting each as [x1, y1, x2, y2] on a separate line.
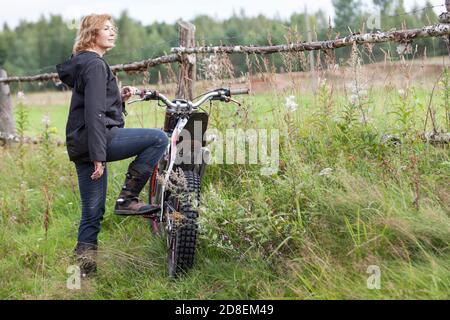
[420, 132, 450, 145]
[176, 21, 196, 100]
[0, 72, 60, 84]
[0, 131, 65, 146]
[0, 69, 15, 135]
[110, 53, 180, 74]
[171, 23, 450, 55]
[0, 54, 180, 84]
[440, 1, 450, 58]
[2, 23, 450, 85]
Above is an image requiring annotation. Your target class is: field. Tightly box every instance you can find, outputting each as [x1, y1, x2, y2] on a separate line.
[0, 55, 449, 299]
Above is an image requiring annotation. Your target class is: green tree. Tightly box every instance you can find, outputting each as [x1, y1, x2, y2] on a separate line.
[332, 0, 363, 35]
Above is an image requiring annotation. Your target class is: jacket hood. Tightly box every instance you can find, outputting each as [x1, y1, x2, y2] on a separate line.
[56, 51, 101, 88]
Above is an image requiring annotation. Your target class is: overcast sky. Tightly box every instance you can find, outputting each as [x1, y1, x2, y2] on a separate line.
[0, 0, 444, 30]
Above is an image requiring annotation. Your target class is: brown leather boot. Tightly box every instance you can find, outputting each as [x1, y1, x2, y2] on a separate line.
[74, 242, 97, 277]
[114, 167, 160, 216]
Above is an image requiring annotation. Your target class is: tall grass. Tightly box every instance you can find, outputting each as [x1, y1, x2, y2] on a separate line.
[0, 53, 449, 299]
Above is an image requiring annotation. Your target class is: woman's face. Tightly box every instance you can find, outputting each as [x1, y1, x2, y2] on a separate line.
[95, 20, 117, 51]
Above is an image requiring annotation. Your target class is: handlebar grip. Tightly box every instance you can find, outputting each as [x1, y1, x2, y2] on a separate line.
[230, 88, 250, 95]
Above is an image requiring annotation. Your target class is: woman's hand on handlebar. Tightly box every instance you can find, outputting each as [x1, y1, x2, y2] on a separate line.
[121, 86, 139, 102]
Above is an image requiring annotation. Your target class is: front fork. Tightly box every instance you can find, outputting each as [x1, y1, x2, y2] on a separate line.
[150, 117, 210, 220]
[159, 118, 189, 221]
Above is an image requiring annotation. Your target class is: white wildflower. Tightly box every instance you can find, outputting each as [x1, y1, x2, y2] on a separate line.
[285, 95, 298, 112]
[42, 115, 51, 126]
[319, 167, 333, 177]
[350, 94, 359, 105]
[396, 43, 412, 55]
[200, 55, 220, 80]
[17, 91, 26, 100]
[398, 89, 405, 96]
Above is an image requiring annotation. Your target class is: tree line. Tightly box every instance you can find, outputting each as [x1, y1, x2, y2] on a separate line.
[0, 0, 446, 91]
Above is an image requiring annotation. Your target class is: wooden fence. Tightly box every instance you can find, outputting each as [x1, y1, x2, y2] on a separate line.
[1, 1, 450, 145]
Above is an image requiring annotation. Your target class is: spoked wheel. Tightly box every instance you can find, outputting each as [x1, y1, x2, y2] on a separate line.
[166, 170, 200, 278]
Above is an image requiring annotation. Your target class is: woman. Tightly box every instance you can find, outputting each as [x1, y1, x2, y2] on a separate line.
[56, 14, 168, 276]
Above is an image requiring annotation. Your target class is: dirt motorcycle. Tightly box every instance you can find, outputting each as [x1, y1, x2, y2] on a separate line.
[128, 87, 249, 277]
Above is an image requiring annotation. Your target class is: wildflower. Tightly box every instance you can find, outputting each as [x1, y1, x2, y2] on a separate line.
[42, 115, 51, 126]
[200, 55, 220, 80]
[398, 89, 405, 97]
[396, 43, 413, 55]
[319, 167, 333, 177]
[350, 94, 359, 105]
[17, 91, 26, 100]
[285, 96, 298, 112]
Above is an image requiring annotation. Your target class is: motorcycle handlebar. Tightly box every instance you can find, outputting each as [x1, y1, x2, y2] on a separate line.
[134, 88, 249, 97]
[130, 87, 250, 111]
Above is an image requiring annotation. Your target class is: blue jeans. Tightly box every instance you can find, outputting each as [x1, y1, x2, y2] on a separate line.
[75, 128, 168, 245]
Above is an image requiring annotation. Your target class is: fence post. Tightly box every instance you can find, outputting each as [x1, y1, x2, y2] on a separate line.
[440, 1, 450, 58]
[0, 68, 15, 136]
[176, 21, 196, 100]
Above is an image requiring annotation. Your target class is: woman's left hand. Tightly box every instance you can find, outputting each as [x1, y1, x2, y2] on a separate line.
[121, 86, 139, 102]
[91, 161, 105, 181]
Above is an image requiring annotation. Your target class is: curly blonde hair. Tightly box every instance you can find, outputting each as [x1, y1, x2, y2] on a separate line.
[72, 14, 118, 54]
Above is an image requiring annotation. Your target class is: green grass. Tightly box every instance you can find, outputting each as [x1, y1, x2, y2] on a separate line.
[0, 82, 449, 299]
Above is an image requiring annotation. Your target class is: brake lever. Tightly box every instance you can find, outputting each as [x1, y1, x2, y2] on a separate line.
[224, 96, 242, 106]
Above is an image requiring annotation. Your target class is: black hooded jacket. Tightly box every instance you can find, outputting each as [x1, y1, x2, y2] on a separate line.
[56, 51, 127, 163]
